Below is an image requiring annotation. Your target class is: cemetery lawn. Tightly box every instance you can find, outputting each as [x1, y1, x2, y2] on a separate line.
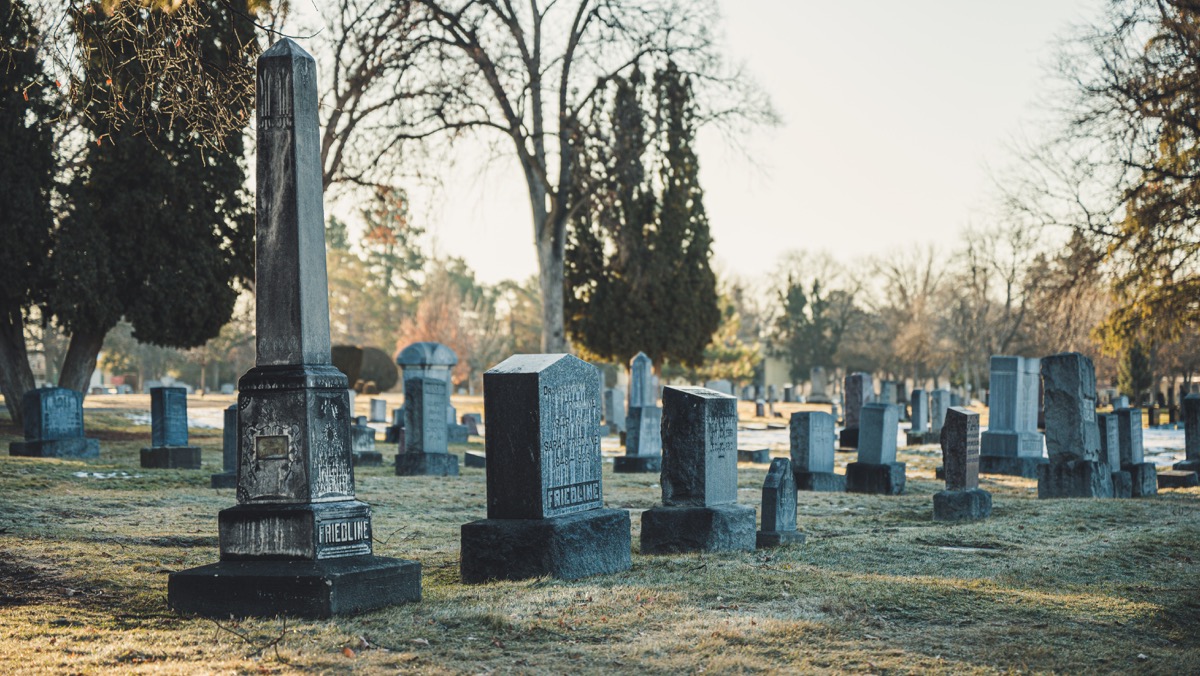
[1, 400, 1198, 674]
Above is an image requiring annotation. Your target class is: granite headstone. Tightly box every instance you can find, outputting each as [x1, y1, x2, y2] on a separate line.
[141, 387, 202, 469]
[756, 458, 805, 548]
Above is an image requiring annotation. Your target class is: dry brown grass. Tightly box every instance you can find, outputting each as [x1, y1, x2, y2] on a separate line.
[0, 396, 1196, 674]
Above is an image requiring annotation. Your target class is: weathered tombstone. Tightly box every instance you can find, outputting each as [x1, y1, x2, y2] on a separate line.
[979, 356, 1046, 478]
[641, 387, 755, 553]
[930, 389, 951, 439]
[879, 380, 898, 406]
[369, 398, 387, 423]
[616, 405, 662, 473]
[755, 400, 766, 417]
[790, 411, 844, 491]
[352, 416, 381, 467]
[395, 375, 458, 476]
[846, 403, 906, 495]
[756, 458, 805, 548]
[1037, 352, 1113, 499]
[140, 387, 202, 469]
[933, 407, 992, 521]
[839, 372, 873, 449]
[604, 387, 627, 435]
[9, 387, 99, 458]
[1097, 413, 1132, 498]
[210, 405, 239, 489]
[396, 341, 457, 385]
[809, 366, 831, 403]
[460, 354, 630, 582]
[1115, 408, 1157, 497]
[1176, 394, 1200, 474]
[905, 389, 929, 445]
[168, 39, 419, 618]
[629, 352, 654, 409]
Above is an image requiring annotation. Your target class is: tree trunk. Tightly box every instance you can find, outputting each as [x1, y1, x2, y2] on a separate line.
[537, 237, 567, 353]
[0, 313, 36, 427]
[59, 327, 108, 395]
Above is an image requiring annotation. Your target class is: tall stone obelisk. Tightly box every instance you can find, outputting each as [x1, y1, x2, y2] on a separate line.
[168, 38, 421, 618]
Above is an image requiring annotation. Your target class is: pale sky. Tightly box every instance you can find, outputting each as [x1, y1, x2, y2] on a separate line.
[403, 1, 1097, 285]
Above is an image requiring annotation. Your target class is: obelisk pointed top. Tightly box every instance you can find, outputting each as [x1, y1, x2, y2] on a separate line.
[254, 35, 331, 367]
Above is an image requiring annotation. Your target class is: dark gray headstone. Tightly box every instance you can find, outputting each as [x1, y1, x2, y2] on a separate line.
[10, 387, 99, 459]
[661, 387, 739, 507]
[981, 356, 1043, 459]
[151, 387, 190, 447]
[604, 387, 626, 434]
[1115, 408, 1144, 466]
[766, 385, 777, 403]
[879, 381, 898, 406]
[629, 352, 654, 409]
[857, 403, 898, 465]
[910, 389, 928, 433]
[1097, 413, 1120, 470]
[941, 407, 979, 491]
[168, 39, 420, 619]
[756, 458, 804, 548]
[404, 377, 449, 455]
[790, 411, 834, 473]
[1041, 352, 1101, 463]
[624, 406, 661, 457]
[844, 373, 873, 430]
[211, 405, 239, 488]
[930, 389, 951, 437]
[1179, 394, 1200, 472]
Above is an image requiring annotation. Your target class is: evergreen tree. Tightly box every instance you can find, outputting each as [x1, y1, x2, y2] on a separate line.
[565, 62, 719, 368]
[771, 276, 845, 383]
[0, 0, 57, 423]
[50, 0, 257, 392]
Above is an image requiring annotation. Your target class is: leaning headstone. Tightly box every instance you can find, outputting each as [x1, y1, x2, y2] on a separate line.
[846, 403, 906, 495]
[395, 375, 458, 476]
[352, 416, 382, 466]
[979, 356, 1046, 478]
[210, 405, 239, 488]
[930, 389, 951, 439]
[641, 387, 755, 553]
[1037, 352, 1113, 499]
[369, 398, 387, 423]
[933, 407, 992, 521]
[1097, 413, 1132, 498]
[9, 387, 99, 458]
[1115, 408, 1157, 497]
[790, 411, 844, 492]
[839, 372, 873, 449]
[604, 387, 627, 435]
[140, 387, 202, 469]
[168, 39, 419, 618]
[809, 366, 831, 403]
[1175, 394, 1200, 474]
[905, 389, 930, 445]
[460, 354, 630, 582]
[756, 458, 805, 548]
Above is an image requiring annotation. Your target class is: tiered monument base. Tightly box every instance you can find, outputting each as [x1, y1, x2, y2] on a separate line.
[845, 462, 906, 495]
[168, 555, 421, 619]
[140, 447, 202, 469]
[978, 455, 1047, 478]
[640, 505, 756, 554]
[794, 471, 846, 492]
[460, 509, 631, 582]
[1037, 460, 1113, 498]
[395, 452, 459, 476]
[10, 438, 99, 459]
[933, 488, 992, 521]
[613, 455, 661, 473]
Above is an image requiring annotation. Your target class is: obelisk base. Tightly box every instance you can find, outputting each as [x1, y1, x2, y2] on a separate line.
[460, 509, 631, 583]
[395, 452, 459, 476]
[10, 438, 99, 459]
[640, 504, 756, 554]
[167, 555, 420, 619]
[140, 447, 202, 469]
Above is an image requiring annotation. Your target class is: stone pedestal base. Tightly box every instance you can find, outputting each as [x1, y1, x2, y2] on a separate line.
[640, 504, 756, 554]
[460, 509, 631, 583]
[794, 471, 846, 492]
[210, 472, 237, 489]
[613, 455, 661, 473]
[756, 530, 806, 548]
[845, 462, 906, 495]
[1124, 462, 1158, 497]
[140, 447, 202, 469]
[395, 452, 459, 476]
[10, 438, 99, 459]
[1111, 471, 1133, 498]
[978, 455, 1047, 479]
[168, 555, 420, 619]
[1037, 460, 1113, 498]
[1158, 469, 1199, 488]
[737, 448, 770, 464]
[352, 451, 383, 467]
[933, 488, 992, 521]
[838, 428, 859, 450]
[1174, 459, 1200, 473]
[464, 451, 486, 468]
